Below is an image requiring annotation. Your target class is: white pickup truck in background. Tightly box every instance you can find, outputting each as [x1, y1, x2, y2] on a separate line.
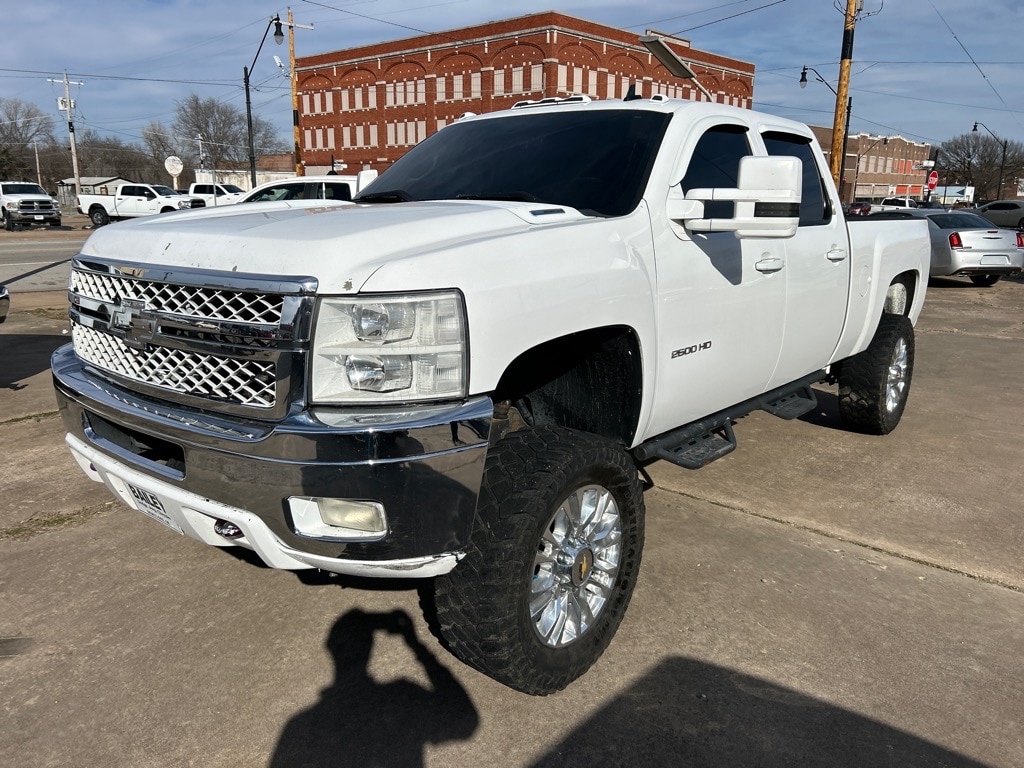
[0, 181, 61, 230]
[871, 196, 920, 213]
[53, 96, 930, 695]
[187, 182, 245, 206]
[77, 183, 204, 227]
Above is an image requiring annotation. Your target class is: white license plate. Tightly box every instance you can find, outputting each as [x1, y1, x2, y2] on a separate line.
[34, 215, 44, 220]
[126, 482, 183, 534]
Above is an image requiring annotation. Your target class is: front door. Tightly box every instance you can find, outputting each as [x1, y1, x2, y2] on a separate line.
[648, 122, 787, 437]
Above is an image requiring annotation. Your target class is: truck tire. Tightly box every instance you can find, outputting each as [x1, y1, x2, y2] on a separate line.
[3, 212, 14, 231]
[89, 207, 110, 227]
[838, 313, 914, 435]
[969, 274, 1000, 287]
[433, 426, 645, 695]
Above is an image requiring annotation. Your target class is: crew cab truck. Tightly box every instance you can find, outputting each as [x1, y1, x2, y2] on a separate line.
[77, 183, 204, 227]
[52, 96, 930, 695]
[0, 181, 61, 229]
[188, 182, 245, 206]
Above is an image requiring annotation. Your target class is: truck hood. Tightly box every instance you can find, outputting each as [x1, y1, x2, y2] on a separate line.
[78, 200, 588, 293]
[5, 193, 53, 203]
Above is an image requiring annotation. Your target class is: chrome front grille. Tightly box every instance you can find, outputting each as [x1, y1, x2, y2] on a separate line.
[69, 259, 316, 417]
[71, 269, 284, 324]
[73, 322, 277, 408]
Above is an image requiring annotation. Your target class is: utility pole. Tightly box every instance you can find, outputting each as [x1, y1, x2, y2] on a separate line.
[829, 0, 860, 188]
[33, 141, 42, 187]
[49, 72, 84, 198]
[283, 9, 313, 177]
[289, 7, 303, 177]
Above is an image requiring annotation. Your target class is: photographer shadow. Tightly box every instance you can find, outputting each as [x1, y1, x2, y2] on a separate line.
[270, 608, 478, 768]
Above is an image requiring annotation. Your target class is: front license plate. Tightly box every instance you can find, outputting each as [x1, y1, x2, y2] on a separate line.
[126, 482, 183, 534]
[33, 215, 44, 220]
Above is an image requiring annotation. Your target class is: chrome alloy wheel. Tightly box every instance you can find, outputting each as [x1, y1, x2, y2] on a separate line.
[530, 484, 623, 648]
[886, 337, 909, 413]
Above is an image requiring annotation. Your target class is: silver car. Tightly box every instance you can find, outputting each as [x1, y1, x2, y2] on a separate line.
[972, 200, 1024, 230]
[869, 209, 1024, 286]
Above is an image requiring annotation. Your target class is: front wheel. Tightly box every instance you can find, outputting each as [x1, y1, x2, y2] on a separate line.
[3, 212, 14, 231]
[969, 274, 1000, 287]
[89, 207, 110, 227]
[433, 426, 645, 695]
[838, 314, 915, 435]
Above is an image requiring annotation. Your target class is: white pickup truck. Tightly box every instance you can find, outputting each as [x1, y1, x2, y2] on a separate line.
[0, 181, 61, 229]
[52, 96, 930, 695]
[77, 183, 204, 227]
[187, 182, 245, 207]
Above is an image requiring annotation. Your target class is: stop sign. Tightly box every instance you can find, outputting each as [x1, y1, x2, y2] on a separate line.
[928, 170, 939, 190]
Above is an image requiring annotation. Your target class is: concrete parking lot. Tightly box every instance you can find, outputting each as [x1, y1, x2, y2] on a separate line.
[1, 272, 1022, 767]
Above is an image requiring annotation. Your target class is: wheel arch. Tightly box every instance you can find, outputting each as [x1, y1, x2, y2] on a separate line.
[491, 325, 643, 447]
[884, 269, 920, 317]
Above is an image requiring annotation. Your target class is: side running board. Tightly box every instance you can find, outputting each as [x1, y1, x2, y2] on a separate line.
[632, 371, 825, 470]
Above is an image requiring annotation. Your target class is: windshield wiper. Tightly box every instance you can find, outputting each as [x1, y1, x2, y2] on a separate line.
[354, 189, 413, 203]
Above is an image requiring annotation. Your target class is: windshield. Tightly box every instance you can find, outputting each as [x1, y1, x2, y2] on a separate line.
[151, 185, 177, 196]
[355, 109, 672, 217]
[2, 183, 48, 195]
[928, 212, 999, 229]
[221, 184, 244, 194]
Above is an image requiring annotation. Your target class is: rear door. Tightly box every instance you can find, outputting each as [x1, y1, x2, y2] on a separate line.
[759, 130, 849, 387]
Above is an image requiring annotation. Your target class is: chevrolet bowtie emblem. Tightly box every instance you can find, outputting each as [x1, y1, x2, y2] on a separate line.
[111, 298, 158, 350]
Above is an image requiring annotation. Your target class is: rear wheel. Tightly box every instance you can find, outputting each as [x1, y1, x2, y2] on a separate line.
[433, 426, 645, 695]
[839, 314, 915, 435]
[969, 274, 1000, 287]
[89, 207, 110, 227]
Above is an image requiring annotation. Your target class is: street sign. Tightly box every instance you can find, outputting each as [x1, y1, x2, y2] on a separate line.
[913, 160, 936, 170]
[164, 156, 184, 176]
[928, 171, 939, 190]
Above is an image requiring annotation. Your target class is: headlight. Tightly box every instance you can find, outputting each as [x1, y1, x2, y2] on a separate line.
[311, 291, 467, 404]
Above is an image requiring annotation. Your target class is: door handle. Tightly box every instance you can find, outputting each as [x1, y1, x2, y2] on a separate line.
[826, 248, 847, 262]
[755, 257, 785, 273]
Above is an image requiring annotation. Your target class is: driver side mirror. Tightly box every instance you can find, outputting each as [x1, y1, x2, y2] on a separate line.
[669, 155, 802, 238]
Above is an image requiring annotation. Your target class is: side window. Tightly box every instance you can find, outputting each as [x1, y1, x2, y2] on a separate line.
[762, 131, 830, 226]
[680, 125, 751, 219]
[323, 183, 352, 201]
[250, 185, 289, 202]
[122, 186, 140, 197]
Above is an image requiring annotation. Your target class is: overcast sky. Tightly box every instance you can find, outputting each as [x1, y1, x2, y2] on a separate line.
[2, 0, 1020, 154]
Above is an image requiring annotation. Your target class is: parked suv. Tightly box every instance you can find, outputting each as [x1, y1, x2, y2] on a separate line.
[0, 181, 61, 230]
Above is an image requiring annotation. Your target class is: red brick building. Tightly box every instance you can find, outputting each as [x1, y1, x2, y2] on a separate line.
[294, 12, 755, 174]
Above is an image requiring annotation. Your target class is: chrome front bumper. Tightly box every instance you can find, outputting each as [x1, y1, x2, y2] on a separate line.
[52, 344, 493, 577]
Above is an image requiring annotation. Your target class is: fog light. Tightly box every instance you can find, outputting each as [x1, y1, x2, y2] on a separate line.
[214, 519, 244, 539]
[288, 497, 387, 540]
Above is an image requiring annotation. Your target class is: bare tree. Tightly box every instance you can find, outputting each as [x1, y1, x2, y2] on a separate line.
[0, 97, 57, 180]
[940, 132, 1024, 201]
[172, 94, 284, 176]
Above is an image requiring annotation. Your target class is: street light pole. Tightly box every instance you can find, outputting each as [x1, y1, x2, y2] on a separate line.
[245, 15, 285, 188]
[972, 121, 1007, 200]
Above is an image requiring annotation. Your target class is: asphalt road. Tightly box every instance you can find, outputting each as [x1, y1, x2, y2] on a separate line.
[1, 276, 1022, 767]
[0, 213, 90, 292]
